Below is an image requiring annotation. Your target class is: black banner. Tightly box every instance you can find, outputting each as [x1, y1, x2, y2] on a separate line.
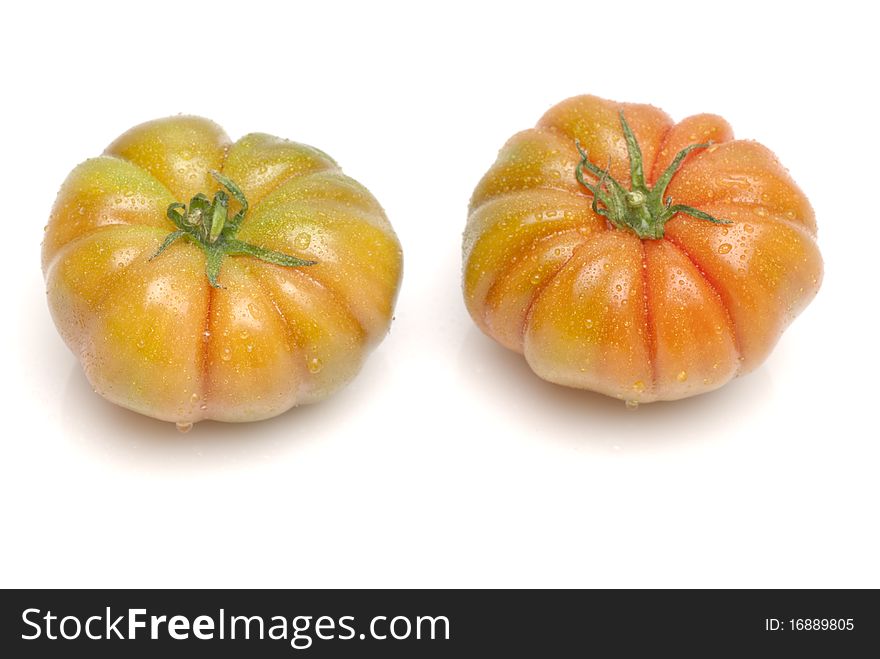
[1, 589, 876, 656]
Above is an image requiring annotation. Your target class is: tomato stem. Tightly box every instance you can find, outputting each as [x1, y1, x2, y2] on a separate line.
[575, 112, 731, 239]
[150, 171, 317, 287]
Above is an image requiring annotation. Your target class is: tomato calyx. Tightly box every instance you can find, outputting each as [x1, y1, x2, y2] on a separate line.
[575, 112, 730, 239]
[151, 171, 317, 287]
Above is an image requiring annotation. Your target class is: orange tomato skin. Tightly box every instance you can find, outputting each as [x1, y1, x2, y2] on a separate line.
[43, 117, 402, 424]
[463, 95, 822, 403]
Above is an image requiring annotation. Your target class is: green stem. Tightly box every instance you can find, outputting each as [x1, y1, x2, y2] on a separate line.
[150, 171, 317, 287]
[208, 191, 228, 243]
[574, 111, 731, 239]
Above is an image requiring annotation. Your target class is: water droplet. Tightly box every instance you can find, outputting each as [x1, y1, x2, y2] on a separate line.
[221, 347, 232, 361]
[294, 232, 312, 250]
[625, 399, 640, 409]
[755, 207, 767, 217]
[584, 319, 594, 329]
[744, 224, 754, 233]
[239, 330, 249, 339]
[718, 243, 733, 254]
[190, 392, 199, 403]
[136, 338, 145, 349]
[632, 380, 645, 393]
[176, 421, 193, 433]
[529, 272, 541, 284]
[199, 403, 208, 411]
[307, 356, 323, 373]
[676, 370, 688, 382]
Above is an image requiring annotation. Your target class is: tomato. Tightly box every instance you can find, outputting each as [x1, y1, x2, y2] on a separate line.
[463, 95, 822, 404]
[43, 116, 402, 428]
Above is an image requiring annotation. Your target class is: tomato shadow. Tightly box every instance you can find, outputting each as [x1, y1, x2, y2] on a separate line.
[457, 327, 774, 451]
[60, 356, 383, 471]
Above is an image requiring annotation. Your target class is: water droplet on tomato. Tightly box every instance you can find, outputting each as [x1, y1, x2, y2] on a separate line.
[625, 399, 639, 409]
[676, 370, 688, 382]
[221, 347, 232, 361]
[529, 272, 541, 284]
[718, 243, 732, 254]
[631, 380, 645, 393]
[584, 319, 594, 329]
[176, 421, 193, 433]
[294, 232, 312, 250]
[307, 356, 323, 374]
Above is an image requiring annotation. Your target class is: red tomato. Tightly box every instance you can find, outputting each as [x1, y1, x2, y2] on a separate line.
[463, 95, 822, 404]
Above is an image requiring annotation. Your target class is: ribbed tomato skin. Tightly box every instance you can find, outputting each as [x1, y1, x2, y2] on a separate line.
[43, 116, 402, 424]
[463, 95, 821, 403]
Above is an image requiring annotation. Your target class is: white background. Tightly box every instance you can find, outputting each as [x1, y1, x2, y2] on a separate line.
[2, 1, 877, 588]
